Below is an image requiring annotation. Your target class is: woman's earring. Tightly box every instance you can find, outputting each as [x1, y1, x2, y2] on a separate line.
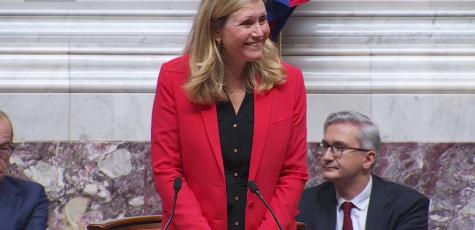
[215, 38, 221, 46]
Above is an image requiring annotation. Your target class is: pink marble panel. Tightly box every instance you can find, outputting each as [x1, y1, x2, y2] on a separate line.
[8, 142, 160, 230]
[6, 142, 475, 229]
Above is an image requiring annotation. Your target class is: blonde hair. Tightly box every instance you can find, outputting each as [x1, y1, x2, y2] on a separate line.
[184, 0, 285, 105]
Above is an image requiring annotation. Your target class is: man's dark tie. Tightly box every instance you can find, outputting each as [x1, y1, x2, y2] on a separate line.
[342, 202, 354, 230]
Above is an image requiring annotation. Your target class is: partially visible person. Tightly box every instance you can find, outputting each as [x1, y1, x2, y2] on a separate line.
[297, 111, 429, 230]
[151, 0, 308, 229]
[0, 111, 49, 230]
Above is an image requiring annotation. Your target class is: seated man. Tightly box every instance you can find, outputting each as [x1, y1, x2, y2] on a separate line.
[0, 111, 48, 229]
[297, 111, 429, 230]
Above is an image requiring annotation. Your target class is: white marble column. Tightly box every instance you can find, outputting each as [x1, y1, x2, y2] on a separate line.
[1, 0, 474, 142]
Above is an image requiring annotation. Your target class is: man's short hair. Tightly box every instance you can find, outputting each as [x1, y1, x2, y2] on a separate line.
[0, 110, 13, 142]
[324, 111, 381, 151]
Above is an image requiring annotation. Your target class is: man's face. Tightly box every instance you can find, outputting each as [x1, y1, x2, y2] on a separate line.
[0, 118, 13, 182]
[320, 123, 370, 183]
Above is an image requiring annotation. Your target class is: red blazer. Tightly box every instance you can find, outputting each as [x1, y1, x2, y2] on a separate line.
[151, 55, 308, 230]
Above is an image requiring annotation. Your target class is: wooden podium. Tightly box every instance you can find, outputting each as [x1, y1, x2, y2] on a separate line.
[87, 215, 162, 230]
[87, 215, 306, 229]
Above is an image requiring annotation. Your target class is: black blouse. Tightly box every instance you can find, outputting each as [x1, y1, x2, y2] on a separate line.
[217, 91, 254, 230]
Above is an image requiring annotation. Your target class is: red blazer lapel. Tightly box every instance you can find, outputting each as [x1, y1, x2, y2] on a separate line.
[199, 88, 274, 182]
[249, 90, 274, 180]
[200, 104, 225, 181]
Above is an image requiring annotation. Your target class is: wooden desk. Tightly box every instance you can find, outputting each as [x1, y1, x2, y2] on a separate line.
[87, 215, 306, 229]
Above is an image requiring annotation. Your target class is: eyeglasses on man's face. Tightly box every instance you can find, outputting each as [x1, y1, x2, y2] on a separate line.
[316, 141, 371, 157]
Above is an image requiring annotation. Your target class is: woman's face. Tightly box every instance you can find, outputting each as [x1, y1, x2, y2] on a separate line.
[218, 1, 270, 65]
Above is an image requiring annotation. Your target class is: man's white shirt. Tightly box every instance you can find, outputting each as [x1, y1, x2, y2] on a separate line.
[335, 176, 373, 230]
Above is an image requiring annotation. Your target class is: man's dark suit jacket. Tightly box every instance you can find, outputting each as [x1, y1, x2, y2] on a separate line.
[297, 175, 429, 230]
[0, 176, 48, 230]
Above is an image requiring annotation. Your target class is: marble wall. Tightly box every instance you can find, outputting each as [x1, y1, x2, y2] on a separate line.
[3, 93, 475, 143]
[2, 0, 475, 143]
[8, 142, 161, 230]
[1, 1, 474, 230]
[8, 142, 474, 230]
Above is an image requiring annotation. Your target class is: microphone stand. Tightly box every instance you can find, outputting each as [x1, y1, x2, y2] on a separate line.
[248, 181, 283, 230]
[163, 177, 182, 230]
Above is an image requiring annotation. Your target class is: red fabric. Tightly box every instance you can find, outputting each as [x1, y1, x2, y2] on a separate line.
[289, 0, 310, 7]
[151, 55, 308, 230]
[342, 202, 354, 230]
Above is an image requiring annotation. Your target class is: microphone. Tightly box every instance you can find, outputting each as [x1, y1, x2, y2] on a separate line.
[163, 176, 182, 230]
[173, 176, 182, 191]
[248, 181, 283, 230]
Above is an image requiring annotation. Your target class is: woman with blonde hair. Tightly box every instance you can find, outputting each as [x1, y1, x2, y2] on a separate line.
[151, 0, 308, 229]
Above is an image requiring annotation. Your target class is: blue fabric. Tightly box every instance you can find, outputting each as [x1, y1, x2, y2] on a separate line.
[0, 176, 48, 230]
[266, 0, 294, 41]
[266, 0, 309, 41]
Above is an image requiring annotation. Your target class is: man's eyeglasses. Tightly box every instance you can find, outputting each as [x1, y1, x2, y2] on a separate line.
[316, 141, 371, 157]
[0, 143, 13, 159]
